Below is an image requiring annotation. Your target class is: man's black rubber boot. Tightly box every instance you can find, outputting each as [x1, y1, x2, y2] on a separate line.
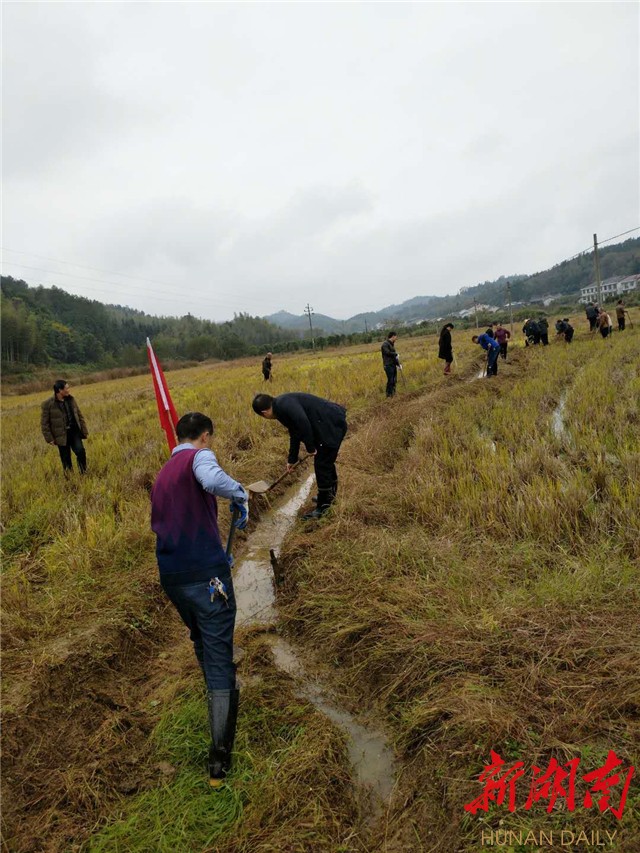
[207, 688, 240, 788]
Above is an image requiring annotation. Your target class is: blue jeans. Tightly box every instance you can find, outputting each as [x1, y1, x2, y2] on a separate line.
[162, 571, 236, 690]
[487, 347, 500, 376]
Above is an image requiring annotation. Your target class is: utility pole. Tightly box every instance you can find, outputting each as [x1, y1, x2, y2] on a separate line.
[304, 303, 315, 351]
[593, 233, 602, 306]
[507, 281, 514, 336]
[473, 298, 479, 330]
[364, 318, 368, 334]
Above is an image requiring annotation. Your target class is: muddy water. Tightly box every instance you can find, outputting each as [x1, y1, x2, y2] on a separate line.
[234, 473, 315, 627]
[552, 393, 570, 443]
[268, 635, 396, 809]
[233, 473, 397, 812]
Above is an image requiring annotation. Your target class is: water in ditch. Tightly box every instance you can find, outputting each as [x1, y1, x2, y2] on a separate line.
[233, 473, 397, 812]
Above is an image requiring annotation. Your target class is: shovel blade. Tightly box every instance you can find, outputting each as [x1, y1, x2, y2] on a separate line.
[247, 479, 271, 494]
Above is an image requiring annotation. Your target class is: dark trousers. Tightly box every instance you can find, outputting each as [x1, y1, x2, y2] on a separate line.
[540, 332, 549, 346]
[384, 364, 397, 397]
[487, 348, 500, 376]
[262, 370, 271, 381]
[499, 342, 508, 360]
[618, 317, 625, 331]
[314, 445, 341, 509]
[565, 329, 574, 343]
[58, 427, 87, 473]
[600, 326, 610, 339]
[162, 572, 236, 690]
[589, 317, 597, 331]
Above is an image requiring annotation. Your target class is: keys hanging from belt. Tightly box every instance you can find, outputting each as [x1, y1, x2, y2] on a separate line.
[209, 577, 229, 607]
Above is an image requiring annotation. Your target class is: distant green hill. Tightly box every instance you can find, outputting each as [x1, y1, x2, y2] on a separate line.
[0, 277, 299, 371]
[3, 236, 638, 373]
[265, 236, 640, 331]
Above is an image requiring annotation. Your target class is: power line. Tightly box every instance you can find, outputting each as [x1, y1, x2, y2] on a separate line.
[0, 260, 287, 314]
[597, 226, 640, 246]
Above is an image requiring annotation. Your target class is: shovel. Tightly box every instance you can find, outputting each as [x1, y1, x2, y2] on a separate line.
[226, 507, 240, 560]
[247, 454, 311, 494]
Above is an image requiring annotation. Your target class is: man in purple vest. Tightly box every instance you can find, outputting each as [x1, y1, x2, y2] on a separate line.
[151, 412, 248, 787]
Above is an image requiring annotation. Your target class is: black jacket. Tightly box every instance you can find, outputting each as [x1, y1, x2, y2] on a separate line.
[262, 357, 272, 374]
[381, 340, 399, 367]
[538, 318, 549, 333]
[272, 393, 348, 464]
[438, 329, 453, 361]
[585, 305, 599, 320]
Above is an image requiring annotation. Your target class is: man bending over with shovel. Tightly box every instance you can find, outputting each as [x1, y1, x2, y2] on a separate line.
[151, 412, 248, 788]
[252, 392, 347, 520]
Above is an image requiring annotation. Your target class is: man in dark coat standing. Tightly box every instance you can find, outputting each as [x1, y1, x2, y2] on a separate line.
[438, 323, 454, 374]
[381, 331, 400, 397]
[252, 392, 347, 520]
[41, 380, 89, 473]
[261, 353, 273, 382]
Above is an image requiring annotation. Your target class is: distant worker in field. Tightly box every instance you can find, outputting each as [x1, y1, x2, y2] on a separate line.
[585, 302, 599, 332]
[261, 352, 273, 382]
[522, 318, 540, 346]
[472, 332, 500, 376]
[438, 323, 455, 374]
[494, 322, 511, 360]
[555, 318, 574, 343]
[596, 309, 613, 339]
[150, 412, 249, 788]
[252, 392, 348, 520]
[615, 300, 628, 332]
[381, 331, 400, 397]
[40, 380, 89, 474]
[538, 316, 550, 346]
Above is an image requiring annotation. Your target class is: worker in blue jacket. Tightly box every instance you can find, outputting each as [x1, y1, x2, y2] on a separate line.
[472, 332, 501, 376]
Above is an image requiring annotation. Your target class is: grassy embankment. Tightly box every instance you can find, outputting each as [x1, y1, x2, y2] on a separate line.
[279, 329, 640, 849]
[2, 328, 638, 851]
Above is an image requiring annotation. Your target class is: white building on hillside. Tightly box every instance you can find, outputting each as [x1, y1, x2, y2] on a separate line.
[579, 275, 639, 303]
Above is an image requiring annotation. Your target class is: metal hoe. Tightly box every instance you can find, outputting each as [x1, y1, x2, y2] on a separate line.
[247, 454, 311, 494]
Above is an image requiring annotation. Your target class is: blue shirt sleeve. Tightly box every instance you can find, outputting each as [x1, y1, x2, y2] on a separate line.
[192, 449, 247, 502]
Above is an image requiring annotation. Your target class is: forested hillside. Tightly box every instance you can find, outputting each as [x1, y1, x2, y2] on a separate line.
[0, 277, 298, 370]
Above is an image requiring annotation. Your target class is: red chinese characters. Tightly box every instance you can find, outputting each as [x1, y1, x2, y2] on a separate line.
[464, 750, 635, 819]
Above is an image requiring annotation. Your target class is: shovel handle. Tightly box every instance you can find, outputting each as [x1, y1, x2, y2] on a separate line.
[226, 507, 240, 558]
[268, 453, 312, 491]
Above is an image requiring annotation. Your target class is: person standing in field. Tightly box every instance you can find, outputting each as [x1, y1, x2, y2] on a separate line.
[262, 352, 273, 382]
[615, 300, 628, 331]
[494, 323, 511, 360]
[596, 309, 613, 339]
[472, 332, 501, 376]
[438, 323, 454, 374]
[150, 412, 249, 788]
[381, 331, 400, 397]
[40, 380, 89, 474]
[585, 302, 599, 332]
[538, 316, 549, 346]
[252, 392, 348, 520]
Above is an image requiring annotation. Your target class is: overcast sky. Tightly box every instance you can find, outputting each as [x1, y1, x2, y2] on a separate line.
[3, 2, 639, 321]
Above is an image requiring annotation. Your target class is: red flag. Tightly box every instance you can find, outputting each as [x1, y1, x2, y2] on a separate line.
[147, 338, 179, 451]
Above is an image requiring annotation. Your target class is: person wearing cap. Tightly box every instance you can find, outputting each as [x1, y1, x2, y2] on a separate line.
[40, 380, 89, 474]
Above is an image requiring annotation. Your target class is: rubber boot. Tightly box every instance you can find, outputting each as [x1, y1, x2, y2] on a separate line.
[207, 688, 239, 788]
